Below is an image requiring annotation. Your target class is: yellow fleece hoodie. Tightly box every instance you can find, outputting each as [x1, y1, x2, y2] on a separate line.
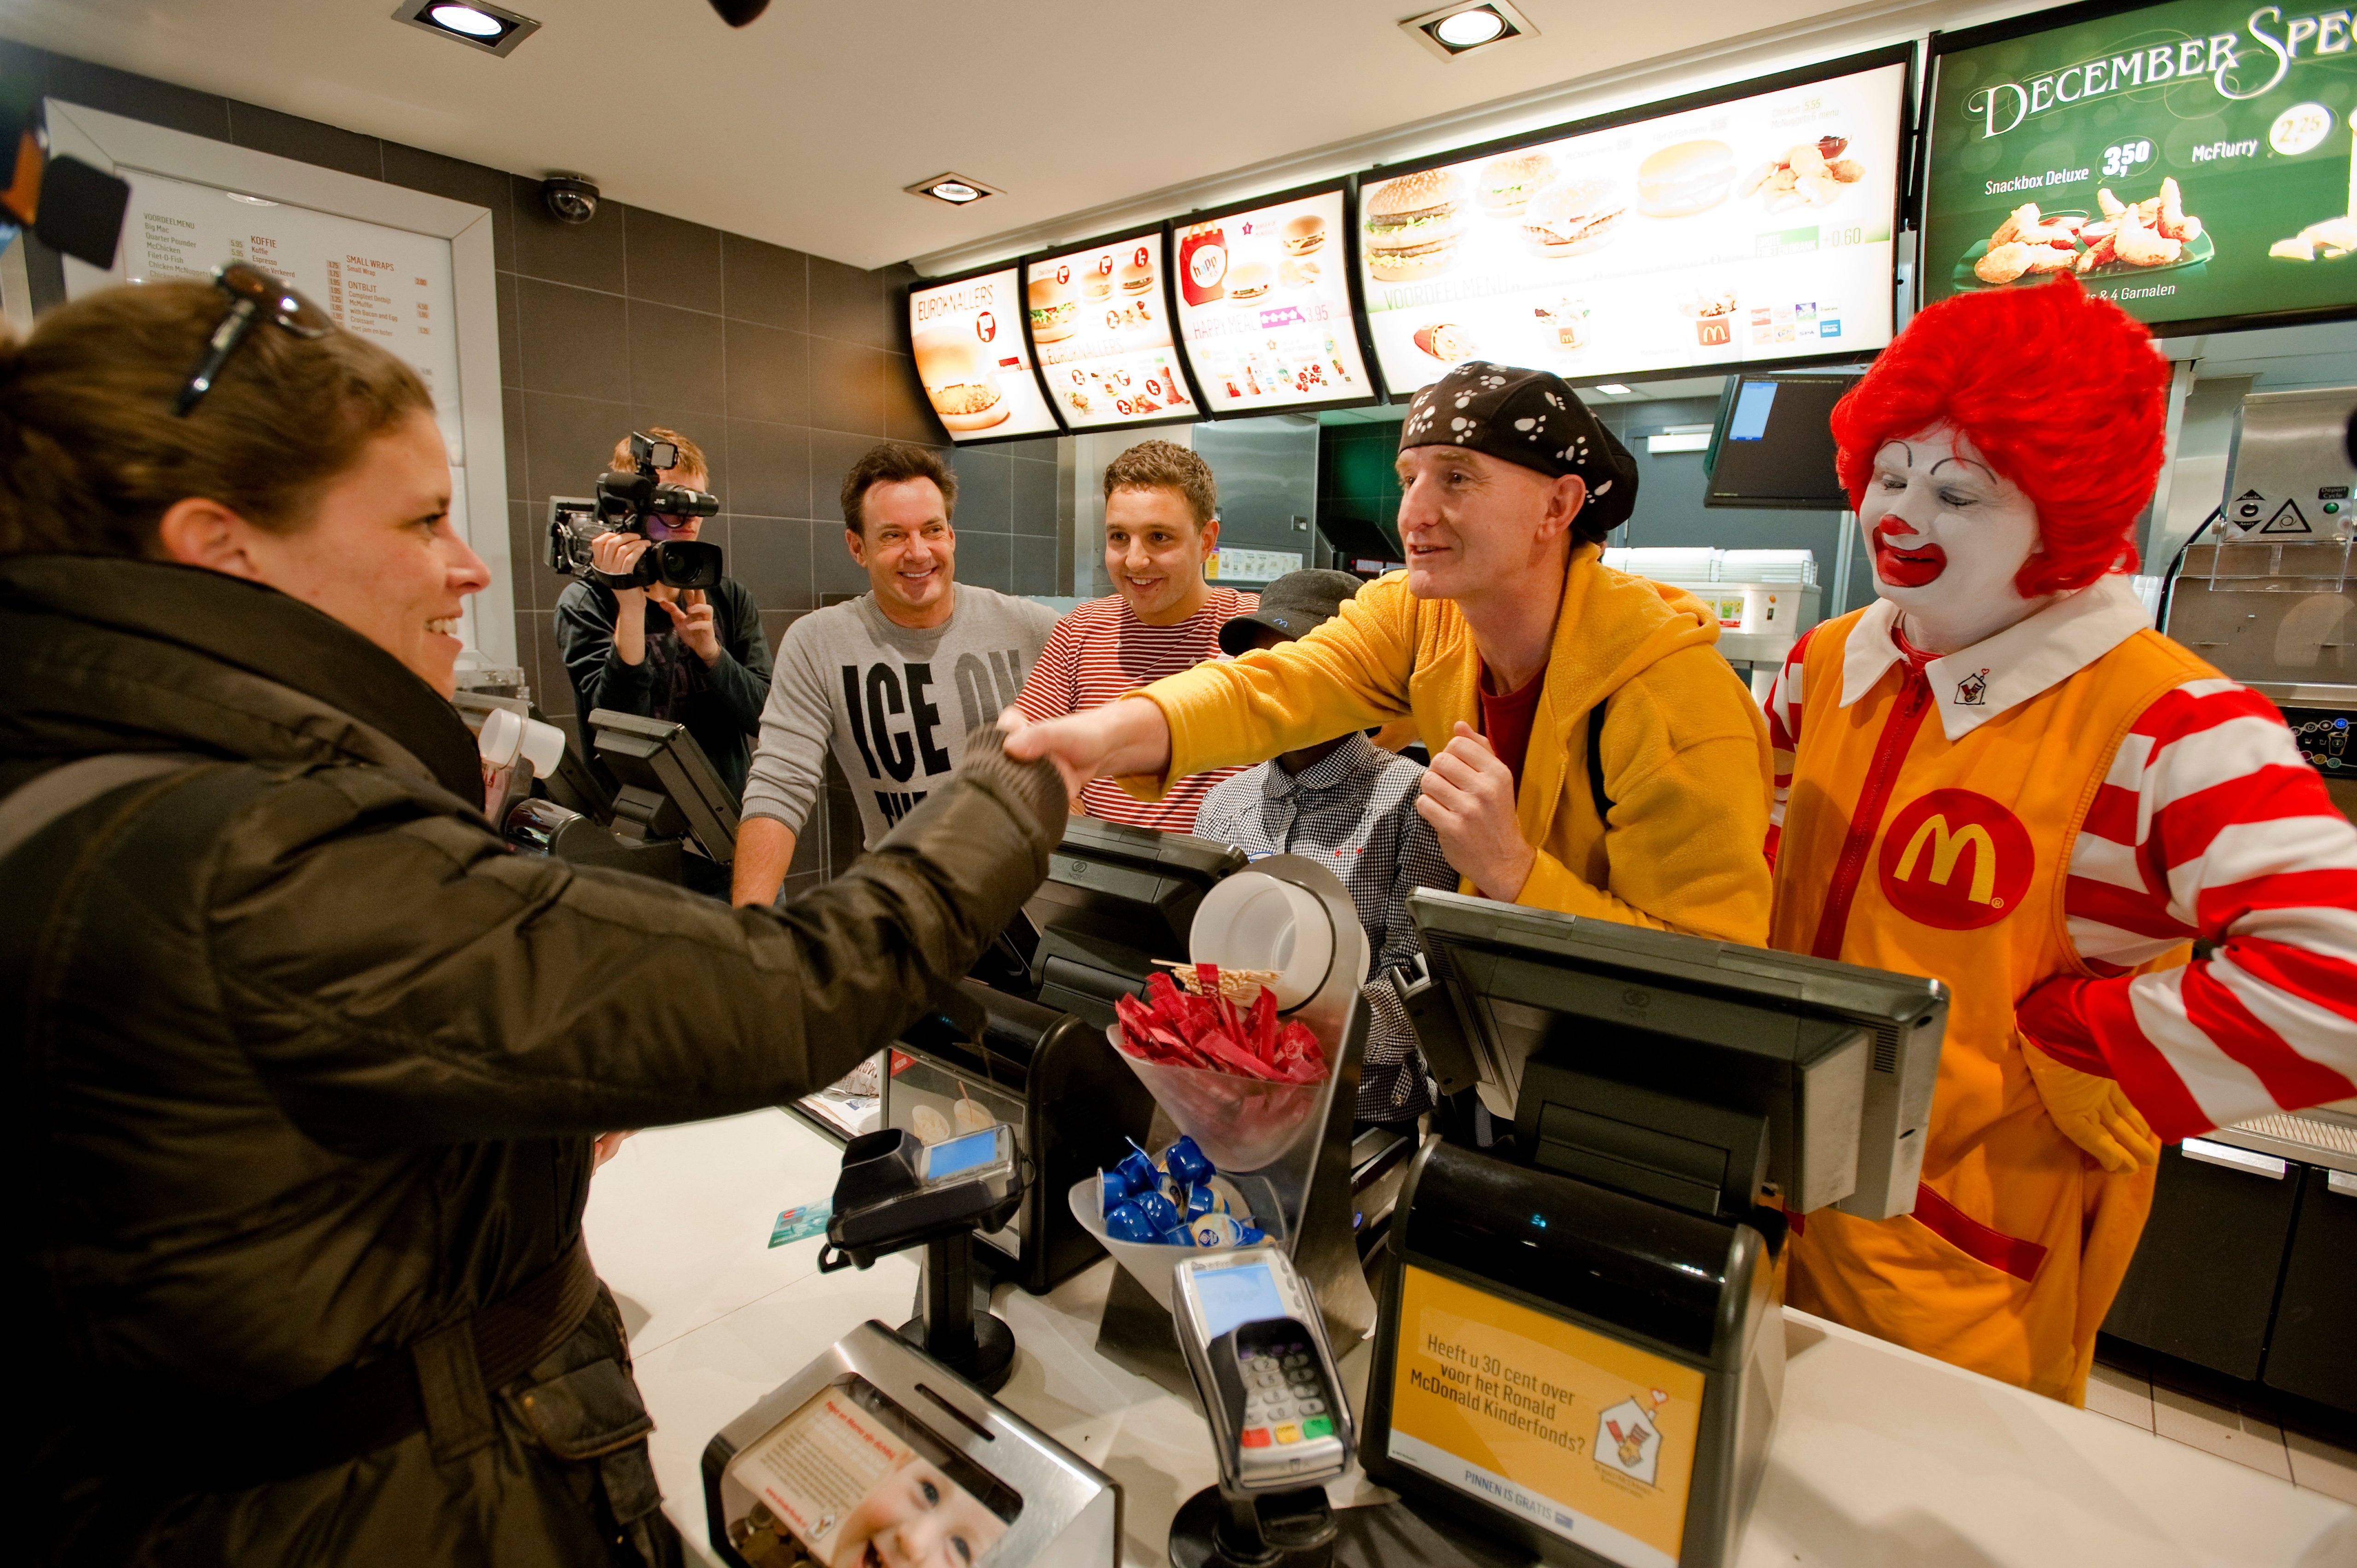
[1125, 549, 1773, 943]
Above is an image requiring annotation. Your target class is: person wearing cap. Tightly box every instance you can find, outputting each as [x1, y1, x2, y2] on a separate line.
[1193, 571, 1460, 1126]
[1008, 362, 1773, 945]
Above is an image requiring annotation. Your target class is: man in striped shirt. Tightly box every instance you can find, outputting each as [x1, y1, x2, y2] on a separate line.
[1765, 278, 2357, 1405]
[1015, 440, 1254, 833]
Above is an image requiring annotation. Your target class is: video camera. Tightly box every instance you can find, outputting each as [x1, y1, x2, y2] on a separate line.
[545, 431, 724, 590]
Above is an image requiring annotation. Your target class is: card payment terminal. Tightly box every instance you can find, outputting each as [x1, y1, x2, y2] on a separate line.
[1175, 1250, 1353, 1490]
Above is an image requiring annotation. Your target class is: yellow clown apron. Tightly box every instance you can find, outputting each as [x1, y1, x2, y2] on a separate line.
[1771, 609, 2215, 1404]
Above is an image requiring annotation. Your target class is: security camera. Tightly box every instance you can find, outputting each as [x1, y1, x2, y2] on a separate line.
[540, 174, 599, 226]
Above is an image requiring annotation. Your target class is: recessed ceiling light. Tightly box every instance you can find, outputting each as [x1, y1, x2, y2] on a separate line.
[906, 172, 1001, 207]
[431, 4, 503, 35]
[1596, 384, 1634, 396]
[392, 0, 540, 56]
[1400, 1, 1534, 59]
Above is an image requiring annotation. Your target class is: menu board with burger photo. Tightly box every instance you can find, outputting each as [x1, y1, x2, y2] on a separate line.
[1024, 228, 1200, 431]
[1357, 50, 1910, 395]
[1924, 0, 2357, 333]
[1169, 184, 1379, 416]
[906, 265, 1061, 444]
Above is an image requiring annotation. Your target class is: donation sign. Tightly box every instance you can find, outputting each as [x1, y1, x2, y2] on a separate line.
[727, 1379, 1016, 1567]
[906, 266, 1060, 443]
[1024, 229, 1198, 430]
[1385, 1266, 1705, 1568]
[1170, 185, 1376, 415]
[1924, 0, 2357, 330]
[1356, 56, 1908, 395]
[78, 167, 466, 462]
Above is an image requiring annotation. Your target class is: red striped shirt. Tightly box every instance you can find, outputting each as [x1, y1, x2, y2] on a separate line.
[1015, 588, 1258, 833]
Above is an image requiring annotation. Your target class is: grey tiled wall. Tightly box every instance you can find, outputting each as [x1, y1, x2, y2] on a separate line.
[0, 40, 1069, 890]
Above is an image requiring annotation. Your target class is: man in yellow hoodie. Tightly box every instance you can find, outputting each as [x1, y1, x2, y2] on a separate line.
[1008, 362, 1771, 943]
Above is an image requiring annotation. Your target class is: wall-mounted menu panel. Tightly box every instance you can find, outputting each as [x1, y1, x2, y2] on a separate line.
[85, 166, 467, 462]
[906, 264, 1061, 443]
[1357, 52, 1909, 395]
[1924, 0, 2357, 334]
[1024, 228, 1200, 430]
[1170, 184, 1379, 417]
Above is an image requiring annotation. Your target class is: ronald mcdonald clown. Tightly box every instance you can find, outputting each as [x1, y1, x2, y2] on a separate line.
[1764, 278, 2357, 1404]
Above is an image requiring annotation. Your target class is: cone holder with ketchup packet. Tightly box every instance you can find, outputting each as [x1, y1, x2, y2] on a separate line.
[1093, 857, 1380, 1359]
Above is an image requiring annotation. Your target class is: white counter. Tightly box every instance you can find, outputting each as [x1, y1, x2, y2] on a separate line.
[585, 1109, 2357, 1568]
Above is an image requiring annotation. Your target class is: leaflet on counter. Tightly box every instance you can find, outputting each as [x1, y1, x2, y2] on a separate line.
[1357, 58, 1907, 395]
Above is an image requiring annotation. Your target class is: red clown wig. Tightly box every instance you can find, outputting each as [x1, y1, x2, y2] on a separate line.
[1830, 278, 2169, 597]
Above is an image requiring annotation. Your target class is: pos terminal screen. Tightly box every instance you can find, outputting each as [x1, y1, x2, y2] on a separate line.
[922, 1128, 1002, 1183]
[1196, 1261, 1287, 1340]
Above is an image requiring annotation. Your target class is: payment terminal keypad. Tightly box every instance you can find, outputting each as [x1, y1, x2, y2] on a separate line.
[1237, 1339, 1337, 1450]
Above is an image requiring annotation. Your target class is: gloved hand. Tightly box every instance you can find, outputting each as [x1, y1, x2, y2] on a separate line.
[2020, 1033, 2161, 1175]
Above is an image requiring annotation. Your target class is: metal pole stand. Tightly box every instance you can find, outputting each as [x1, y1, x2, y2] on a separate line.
[897, 1228, 1016, 1394]
[1169, 1484, 1336, 1568]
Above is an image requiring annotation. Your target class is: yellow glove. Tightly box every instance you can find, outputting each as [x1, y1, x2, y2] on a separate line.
[2020, 1035, 2161, 1175]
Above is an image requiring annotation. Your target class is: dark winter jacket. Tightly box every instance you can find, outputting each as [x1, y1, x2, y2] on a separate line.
[2, 555, 1065, 1566]
[553, 576, 770, 802]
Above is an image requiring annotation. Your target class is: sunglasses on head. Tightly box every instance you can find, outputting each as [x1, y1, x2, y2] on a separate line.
[174, 260, 335, 417]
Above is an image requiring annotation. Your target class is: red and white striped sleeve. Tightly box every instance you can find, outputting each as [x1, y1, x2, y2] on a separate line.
[2021, 677, 2357, 1140]
[1014, 610, 1084, 724]
[1761, 628, 1817, 859]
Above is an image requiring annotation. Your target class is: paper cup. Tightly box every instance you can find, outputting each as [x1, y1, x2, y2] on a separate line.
[1190, 870, 1364, 1009]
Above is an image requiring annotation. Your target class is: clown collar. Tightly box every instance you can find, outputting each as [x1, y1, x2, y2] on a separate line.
[1838, 574, 2151, 741]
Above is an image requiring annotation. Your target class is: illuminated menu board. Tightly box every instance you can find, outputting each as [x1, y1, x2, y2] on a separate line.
[1924, 0, 2357, 333]
[905, 264, 1061, 444]
[1170, 185, 1378, 416]
[1357, 52, 1909, 395]
[1024, 228, 1200, 430]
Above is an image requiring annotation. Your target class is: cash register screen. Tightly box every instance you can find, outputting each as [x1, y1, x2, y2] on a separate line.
[1385, 1265, 1704, 1568]
[724, 1376, 1022, 1567]
[923, 1128, 1001, 1182]
[1196, 1261, 1287, 1341]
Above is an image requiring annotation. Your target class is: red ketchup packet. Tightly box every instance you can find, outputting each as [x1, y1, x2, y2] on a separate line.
[1115, 973, 1328, 1085]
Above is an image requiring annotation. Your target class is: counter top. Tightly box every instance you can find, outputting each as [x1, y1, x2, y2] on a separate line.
[585, 1108, 2356, 1568]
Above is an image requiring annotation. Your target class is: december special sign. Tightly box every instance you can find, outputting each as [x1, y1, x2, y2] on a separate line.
[1924, 0, 2357, 330]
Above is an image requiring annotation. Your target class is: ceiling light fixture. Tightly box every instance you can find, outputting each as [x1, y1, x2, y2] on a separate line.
[1400, 0, 1534, 60]
[906, 173, 1000, 207]
[1596, 384, 1634, 396]
[392, 0, 540, 56]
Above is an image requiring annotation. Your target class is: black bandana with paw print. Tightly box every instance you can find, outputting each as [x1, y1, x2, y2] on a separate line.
[1398, 361, 1638, 538]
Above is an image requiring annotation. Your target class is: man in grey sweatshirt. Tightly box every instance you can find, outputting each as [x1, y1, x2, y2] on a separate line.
[733, 442, 1061, 906]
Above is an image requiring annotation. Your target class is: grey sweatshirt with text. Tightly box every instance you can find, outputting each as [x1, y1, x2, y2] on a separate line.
[743, 586, 1062, 851]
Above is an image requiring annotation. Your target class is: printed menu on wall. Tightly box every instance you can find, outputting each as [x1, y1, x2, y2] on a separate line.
[79, 166, 467, 461]
[1356, 55, 1908, 396]
[1170, 185, 1377, 416]
[1024, 229, 1197, 430]
[1924, 0, 2357, 332]
[906, 265, 1061, 443]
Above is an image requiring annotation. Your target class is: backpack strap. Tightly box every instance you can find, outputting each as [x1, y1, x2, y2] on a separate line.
[1586, 700, 1614, 823]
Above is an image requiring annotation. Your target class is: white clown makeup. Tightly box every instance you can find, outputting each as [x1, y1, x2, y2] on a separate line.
[1858, 425, 2051, 655]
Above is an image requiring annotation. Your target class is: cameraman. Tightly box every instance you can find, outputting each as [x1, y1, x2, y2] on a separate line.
[553, 428, 772, 801]
[5, 274, 1068, 1567]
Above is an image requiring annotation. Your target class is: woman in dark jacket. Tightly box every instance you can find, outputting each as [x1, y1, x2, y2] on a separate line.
[4, 272, 1067, 1566]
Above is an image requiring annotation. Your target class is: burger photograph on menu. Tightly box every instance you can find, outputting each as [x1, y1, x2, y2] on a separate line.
[1120, 256, 1155, 295]
[1637, 139, 1736, 217]
[1478, 151, 1556, 217]
[1521, 177, 1626, 257]
[1226, 261, 1273, 306]
[1364, 167, 1469, 281]
[1283, 211, 1327, 255]
[1028, 276, 1077, 344]
[912, 326, 1009, 432]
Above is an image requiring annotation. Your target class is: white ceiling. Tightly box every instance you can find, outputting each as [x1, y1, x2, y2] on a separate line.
[4, 0, 1913, 273]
